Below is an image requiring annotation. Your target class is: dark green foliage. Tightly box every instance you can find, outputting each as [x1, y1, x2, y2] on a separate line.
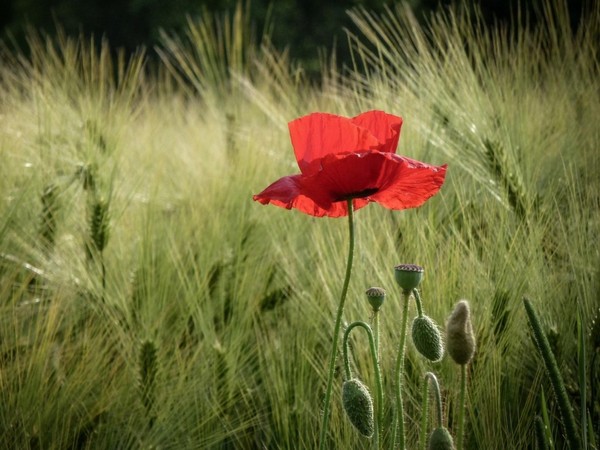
[259, 286, 291, 312]
[534, 416, 550, 450]
[139, 340, 158, 419]
[76, 163, 97, 192]
[524, 298, 581, 450]
[87, 197, 109, 256]
[39, 183, 58, 248]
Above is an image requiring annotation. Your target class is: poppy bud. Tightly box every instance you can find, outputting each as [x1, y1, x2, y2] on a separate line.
[446, 300, 476, 366]
[394, 264, 424, 293]
[365, 287, 386, 312]
[427, 427, 455, 450]
[412, 315, 444, 362]
[342, 378, 374, 438]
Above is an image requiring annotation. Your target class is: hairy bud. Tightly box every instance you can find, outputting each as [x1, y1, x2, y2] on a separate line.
[342, 378, 374, 438]
[428, 427, 455, 450]
[412, 315, 444, 362]
[446, 300, 476, 365]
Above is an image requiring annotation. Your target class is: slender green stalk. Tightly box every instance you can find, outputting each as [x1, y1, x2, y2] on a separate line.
[524, 298, 581, 450]
[391, 289, 411, 450]
[342, 321, 384, 450]
[577, 311, 587, 450]
[456, 364, 467, 450]
[419, 372, 444, 450]
[419, 376, 430, 450]
[373, 311, 380, 360]
[413, 288, 424, 318]
[427, 373, 443, 427]
[319, 199, 355, 450]
[373, 308, 382, 446]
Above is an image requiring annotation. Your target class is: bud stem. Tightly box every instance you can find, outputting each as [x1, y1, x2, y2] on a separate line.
[319, 199, 355, 450]
[343, 321, 384, 449]
[373, 310, 380, 360]
[419, 375, 430, 450]
[391, 289, 411, 450]
[413, 288, 424, 318]
[456, 364, 467, 450]
[419, 372, 444, 450]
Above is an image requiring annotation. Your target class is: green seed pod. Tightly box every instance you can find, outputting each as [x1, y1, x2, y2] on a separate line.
[427, 427, 455, 450]
[446, 300, 476, 366]
[394, 264, 424, 293]
[342, 378, 374, 438]
[412, 315, 444, 362]
[365, 287, 386, 312]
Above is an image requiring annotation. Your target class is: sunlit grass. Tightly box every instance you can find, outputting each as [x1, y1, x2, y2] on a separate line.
[0, 1, 598, 448]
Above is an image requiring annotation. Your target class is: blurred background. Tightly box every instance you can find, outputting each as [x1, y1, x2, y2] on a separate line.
[0, 0, 587, 71]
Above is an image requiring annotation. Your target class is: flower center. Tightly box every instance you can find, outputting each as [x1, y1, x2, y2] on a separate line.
[337, 188, 379, 201]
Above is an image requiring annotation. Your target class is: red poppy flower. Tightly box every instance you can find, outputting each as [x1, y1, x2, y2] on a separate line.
[253, 110, 447, 217]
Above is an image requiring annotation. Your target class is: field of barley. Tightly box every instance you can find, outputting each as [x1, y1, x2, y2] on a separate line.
[0, 2, 598, 449]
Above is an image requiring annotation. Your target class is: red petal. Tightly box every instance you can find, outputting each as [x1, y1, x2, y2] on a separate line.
[300, 152, 446, 211]
[288, 113, 380, 175]
[351, 110, 402, 153]
[253, 174, 371, 217]
[371, 157, 447, 210]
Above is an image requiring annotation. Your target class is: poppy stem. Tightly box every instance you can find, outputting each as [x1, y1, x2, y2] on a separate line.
[319, 199, 355, 450]
[419, 371, 444, 450]
[418, 373, 430, 450]
[391, 289, 411, 450]
[413, 288, 424, 318]
[456, 364, 467, 450]
[342, 321, 383, 449]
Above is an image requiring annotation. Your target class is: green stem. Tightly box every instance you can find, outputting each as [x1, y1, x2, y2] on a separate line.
[391, 289, 411, 450]
[342, 321, 384, 450]
[456, 364, 467, 450]
[523, 298, 581, 450]
[413, 288, 424, 318]
[373, 311, 380, 361]
[419, 376, 430, 450]
[427, 372, 443, 427]
[577, 310, 587, 450]
[319, 199, 355, 450]
[373, 310, 382, 447]
[420, 372, 444, 450]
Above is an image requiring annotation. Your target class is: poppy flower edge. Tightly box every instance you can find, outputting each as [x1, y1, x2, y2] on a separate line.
[253, 111, 446, 218]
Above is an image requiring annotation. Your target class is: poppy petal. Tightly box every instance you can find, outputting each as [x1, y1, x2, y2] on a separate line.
[298, 152, 446, 211]
[288, 113, 380, 175]
[370, 156, 447, 210]
[253, 174, 371, 217]
[351, 110, 403, 153]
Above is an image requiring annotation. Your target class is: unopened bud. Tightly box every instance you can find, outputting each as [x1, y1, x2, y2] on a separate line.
[446, 300, 476, 365]
[342, 378, 374, 438]
[427, 427, 455, 450]
[412, 315, 444, 362]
